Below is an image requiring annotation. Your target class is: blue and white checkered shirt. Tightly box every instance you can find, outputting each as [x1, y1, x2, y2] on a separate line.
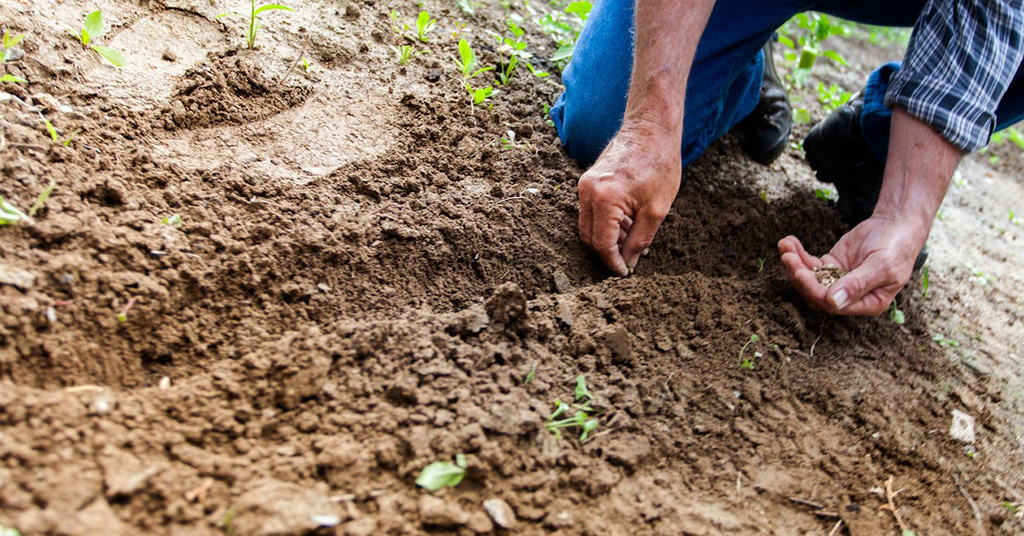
[885, 0, 1024, 152]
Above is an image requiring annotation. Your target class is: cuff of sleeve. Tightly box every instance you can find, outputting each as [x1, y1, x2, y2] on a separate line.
[884, 69, 993, 153]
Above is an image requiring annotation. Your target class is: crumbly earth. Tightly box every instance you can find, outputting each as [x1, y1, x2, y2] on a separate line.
[1, 1, 1023, 535]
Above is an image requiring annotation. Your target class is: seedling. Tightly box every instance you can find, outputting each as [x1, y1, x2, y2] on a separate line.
[0, 196, 29, 225]
[778, 13, 848, 88]
[453, 39, 493, 80]
[0, 74, 26, 83]
[574, 374, 593, 402]
[739, 334, 759, 369]
[1010, 210, 1021, 226]
[42, 119, 73, 146]
[757, 257, 766, 274]
[545, 376, 602, 442]
[500, 130, 537, 152]
[72, 10, 126, 67]
[389, 10, 410, 42]
[416, 454, 467, 491]
[1, 30, 25, 63]
[814, 187, 837, 202]
[817, 81, 851, 113]
[415, 11, 436, 42]
[466, 83, 494, 108]
[920, 267, 930, 299]
[116, 297, 137, 324]
[523, 362, 537, 385]
[216, 508, 236, 535]
[932, 333, 959, 348]
[390, 44, 422, 65]
[29, 181, 55, 217]
[218, 0, 293, 50]
[887, 302, 905, 325]
[162, 214, 183, 227]
[541, 0, 591, 66]
[966, 264, 993, 285]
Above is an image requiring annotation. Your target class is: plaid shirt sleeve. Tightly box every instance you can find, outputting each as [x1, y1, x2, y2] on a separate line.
[884, 0, 1024, 153]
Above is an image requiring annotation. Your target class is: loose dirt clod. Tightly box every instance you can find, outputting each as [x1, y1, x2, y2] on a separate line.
[813, 264, 848, 287]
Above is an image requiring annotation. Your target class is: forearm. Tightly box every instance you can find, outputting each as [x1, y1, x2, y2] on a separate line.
[872, 108, 964, 239]
[622, 0, 717, 141]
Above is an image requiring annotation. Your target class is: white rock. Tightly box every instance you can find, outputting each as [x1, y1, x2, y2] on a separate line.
[950, 410, 976, 443]
[482, 498, 517, 529]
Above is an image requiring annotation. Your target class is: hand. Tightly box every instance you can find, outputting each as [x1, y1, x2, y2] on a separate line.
[577, 124, 681, 276]
[778, 215, 927, 315]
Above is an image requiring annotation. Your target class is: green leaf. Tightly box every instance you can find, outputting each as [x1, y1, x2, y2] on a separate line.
[888, 306, 905, 325]
[574, 375, 592, 401]
[822, 49, 847, 66]
[797, 48, 817, 70]
[792, 108, 812, 124]
[901, 531, 916, 536]
[90, 45, 126, 67]
[0, 74, 26, 83]
[457, 39, 476, 75]
[524, 362, 537, 385]
[565, 0, 592, 18]
[777, 34, 795, 49]
[253, 4, 293, 15]
[0, 525, 22, 536]
[4, 32, 26, 50]
[44, 118, 58, 142]
[28, 181, 55, 217]
[552, 43, 574, 62]
[416, 458, 467, 491]
[83, 10, 104, 41]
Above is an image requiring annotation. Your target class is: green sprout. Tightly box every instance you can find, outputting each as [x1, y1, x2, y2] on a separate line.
[920, 266, 930, 299]
[2, 30, 26, 63]
[491, 20, 546, 85]
[73, 10, 126, 67]
[216, 508, 236, 535]
[1003, 501, 1019, 513]
[0, 196, 29, 225]
[523, 362, 537, 385]
[219, 0, 293, 50]
[162, 214, 183, 227]
[739, 334, 759, 370]
[1010, 210, 1021, 226]
[29, 181, 55, 217]
[390, 44, 421, 65]
[415, 10, 436, 42]
[542, 0, 591, 67]
[416, 454, 467, 491]
[453, 39, 493, 80]
[816, 81, 852, 113]
[814, 187, 838, 202]
[757, 257, 766, 274]
[0, 73, 27, 83]
[932, 333, 960, 348]
[465, 84, 494, 108]
[545, 376, 603, 443]
[887, 302, 905, 325]
[574, 375, 593, 402]
[778, 12, 848, 88]
[966, 264, 993, 285]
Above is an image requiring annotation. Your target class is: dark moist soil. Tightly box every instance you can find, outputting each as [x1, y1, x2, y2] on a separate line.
[2, 1, 1023, 535]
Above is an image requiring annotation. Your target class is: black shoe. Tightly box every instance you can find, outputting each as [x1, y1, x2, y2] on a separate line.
[732, 39, 792, 165]
[804, 93, 929, 270]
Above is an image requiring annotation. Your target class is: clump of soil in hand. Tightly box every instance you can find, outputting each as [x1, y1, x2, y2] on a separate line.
[813, 264, 847, 287]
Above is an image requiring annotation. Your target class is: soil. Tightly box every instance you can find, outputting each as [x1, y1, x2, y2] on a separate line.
[2, 1, 1024, 535]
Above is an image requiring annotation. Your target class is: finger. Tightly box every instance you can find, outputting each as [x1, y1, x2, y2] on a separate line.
[777, 236, 824, 270]
[827, 259, 901, 315]
[578, 186, 594, 248]
[781, 252, 828, 309]
[617, 216, 632, 247]
[622, 206, 668, 270]
[591, 205, 630, 276]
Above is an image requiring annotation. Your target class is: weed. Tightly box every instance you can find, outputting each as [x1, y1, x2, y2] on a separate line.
[738, 334, 759, 369]
[490, 19, 547, 86]
[932, 333, 960, 348]
[216, 508, 236, 535]
[466, 83, 495, 108]
[816, 81, 851, 113]
[920, 266, 930, 299]
[219, 0, 293, 50]
[416, 454, 467, 491]
[887, 302, 905, 325]
[72, 10, 126, 67]
[545, 376, 602, 442]
[757, 257, 766, 274]
[162, 214, 183, 227]
[2, 30, 25, 63]
[500, 130, 537, 152]
[390, 44, 421, 65]
[814, 187, 838, 202]
[524, 361, 537, 385]
[29, 181, 55, 217]
[0, 73, 26, 83]
[415, 11, 436, 42]
[778, 13, 848, 88]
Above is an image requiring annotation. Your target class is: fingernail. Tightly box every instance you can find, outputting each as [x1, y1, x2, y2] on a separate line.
[832, 289, 849, 309]
[641, 248, 650, 257]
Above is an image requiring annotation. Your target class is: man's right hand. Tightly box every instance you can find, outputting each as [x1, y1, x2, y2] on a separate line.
[578, 123, 682, 276]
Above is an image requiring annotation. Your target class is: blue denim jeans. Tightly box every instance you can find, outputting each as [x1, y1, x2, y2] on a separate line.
[550, 0, 1024, 169]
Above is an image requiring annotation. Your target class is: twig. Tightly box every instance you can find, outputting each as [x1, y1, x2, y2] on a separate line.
[185, 478, 214, 503]
[880, 476, 912, 534]
[954, 474, 986, 536]
[279, 35, 310, 85]
[809, 332, 823, 359]
[788, 496, 826, 510]
[827, 519, 843, 536]
[6, 142, 48, 151]
[495, 196, 527, 204]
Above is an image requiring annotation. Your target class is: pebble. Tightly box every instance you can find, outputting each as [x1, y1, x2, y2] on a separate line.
[0, 263, 36, 289]
[482, 498, 517, 529]
[950, 410, 976, 443]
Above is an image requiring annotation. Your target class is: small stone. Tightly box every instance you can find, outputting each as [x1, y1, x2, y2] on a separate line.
[485, 282, 527, 324]
[482, 498, 517, 529]
[597, 325, 632, 362]
[424, 68, 441, 83]
[552, 270, 572, 293]
[90, 393, 113, 415]
[556, 299, 574, 327]
[316, 283, 332, 292]
[343, 518, 375, 536]
[467, 511, 494, 533]
[5, 48, 24, 61]
[162, 51, 177, 62]
[0, 263, 36, 289]
[950, 410, 976, 443]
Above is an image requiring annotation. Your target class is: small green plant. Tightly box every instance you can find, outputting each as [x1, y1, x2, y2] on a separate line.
[453, 39, 494, 80]
[0, 197, 29, 225]
[162, 214, 183, 227]
[574, 374, 593, 401]
[778, 13, 848, 88]
[490, 20, 548, 86]
[500, 130, 537, 152]
[0, 73, 26, 83]
[29, 181, 55, 217]
[966, 264, 993, 285]
[415, 10, 436, 42]
[920, 266, 930, 299]
[216, 508, 236, 535]
[739, 334, 759, 370]
[523, 362, 537, 385]
[932, 333, 960, 348]
[2, 30, 26, 63]
[390, 44, 421, 65]
[466, 84, 494, 108]
[416, 454, 467, 491]
[545, 376, 601, 442]
[72, 10, 126, 67]
[0, 526, 22, 536]
[816, 81, 851, 113]
[1010, 210, 1021, 226]
[887, 302, 905, 325]
[1003, 501, 1019, 513]
[814, 187, 838, 202]
[541, 0, 591, 67]
[757, 257, 766, 274]
[219, 0, 293, 50]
